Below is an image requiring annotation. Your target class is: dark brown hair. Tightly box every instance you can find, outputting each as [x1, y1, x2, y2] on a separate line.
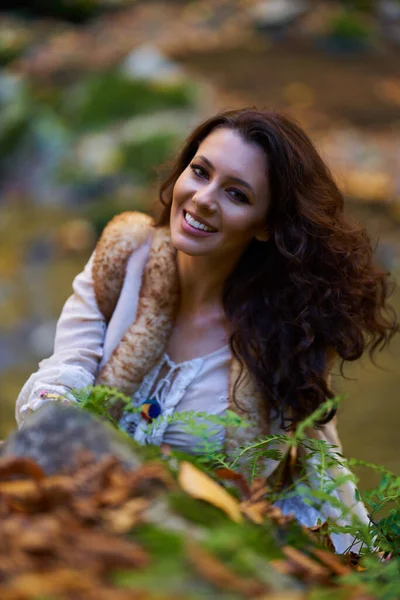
[155, 108, 399, 428]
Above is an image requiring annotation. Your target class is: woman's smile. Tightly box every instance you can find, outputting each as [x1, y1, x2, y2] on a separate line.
[181, 209, 219, 237]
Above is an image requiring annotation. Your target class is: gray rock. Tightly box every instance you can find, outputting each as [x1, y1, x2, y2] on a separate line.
[121, 45, 184, 82]
[378, 0, 400, 20]
[0, 403, 142, 475]
[249, 0, 309, 29]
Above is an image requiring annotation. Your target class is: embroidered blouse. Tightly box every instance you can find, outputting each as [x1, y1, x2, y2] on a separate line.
[119, 345, 231, 452]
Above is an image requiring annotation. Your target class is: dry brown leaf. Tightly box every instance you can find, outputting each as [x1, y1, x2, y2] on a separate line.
[187, 541, 267, 597]
[17, 515, 61, 553]
[41, 474, 75, 494]
[126, 462, 175, 495]
[269, 559, 298, 576]
[249, 477, 270, 503]
[0, 549, 31, 570]
[242, 498, 293, 527]
[310, 547, 351, 576]
[178, 461, 243, 523]
[71, 496, 100, 522]
[65, 527, 150, 570]
[73, 455, 119, 492]
[240, 500, 265, 524]
[213, 467, 252, 498]
[0, 479, 42, 510]
[375, 77, 400, 106]
[282, 546, 330, 583]
[306, 521, 335, 552]
[5, 568, 99, 596]
[102, 497, 149, 534]
[344, 552, 362, 568]
[98, 485, 129, 506]
[0, 457, 45, 482]
[266, 508, 293, 526]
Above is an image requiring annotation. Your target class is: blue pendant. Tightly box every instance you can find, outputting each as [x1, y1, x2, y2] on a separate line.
[140, 398, 161, 422]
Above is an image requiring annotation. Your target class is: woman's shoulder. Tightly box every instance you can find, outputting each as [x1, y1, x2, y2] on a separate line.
[92, 211, 155, 322]
[95, 211, 154, 252]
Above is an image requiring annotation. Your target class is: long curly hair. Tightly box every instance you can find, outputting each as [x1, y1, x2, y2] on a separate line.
[154, 108, 399, 428]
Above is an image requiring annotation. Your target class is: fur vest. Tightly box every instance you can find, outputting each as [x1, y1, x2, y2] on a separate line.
[92, 211, 289, 479]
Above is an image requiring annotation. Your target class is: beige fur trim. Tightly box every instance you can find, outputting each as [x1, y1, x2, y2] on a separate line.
[95, 226, 179, 398]
[93, 211, 153, 322]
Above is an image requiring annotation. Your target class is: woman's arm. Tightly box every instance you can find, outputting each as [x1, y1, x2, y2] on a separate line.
[15, 253, 106, 426]
[302, 417, 371, 553]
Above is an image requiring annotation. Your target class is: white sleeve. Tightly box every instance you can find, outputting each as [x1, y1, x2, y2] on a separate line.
[15, 253, 106, 426]
[303, 419, 371, 553]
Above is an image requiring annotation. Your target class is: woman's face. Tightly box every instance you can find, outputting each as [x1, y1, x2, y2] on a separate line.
[170, 128, 269, 259]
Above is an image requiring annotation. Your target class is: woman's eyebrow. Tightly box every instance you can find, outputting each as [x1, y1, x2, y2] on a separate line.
[196, 155, 254, 193]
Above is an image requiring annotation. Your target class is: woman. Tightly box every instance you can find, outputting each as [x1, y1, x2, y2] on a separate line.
[16, 109, 398, 552]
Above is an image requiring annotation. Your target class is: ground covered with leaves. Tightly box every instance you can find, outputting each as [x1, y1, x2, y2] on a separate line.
[0, 445, 387, 600]
[1, 389, 400, 600]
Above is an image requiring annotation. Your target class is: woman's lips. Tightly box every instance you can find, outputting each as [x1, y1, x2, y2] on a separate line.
[180, 210, 218, 237]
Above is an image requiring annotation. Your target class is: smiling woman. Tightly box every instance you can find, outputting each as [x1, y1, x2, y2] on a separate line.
[15, 108, 399, 553]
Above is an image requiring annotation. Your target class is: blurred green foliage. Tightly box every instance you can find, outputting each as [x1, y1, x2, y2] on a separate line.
[0, 33, 27, 66]
[121, 132, 179, 182]
[70, 73, 194, 131]
[327, 8, 374, 42]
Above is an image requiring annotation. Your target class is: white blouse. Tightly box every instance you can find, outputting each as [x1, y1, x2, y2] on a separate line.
[119, 345, 231, 453]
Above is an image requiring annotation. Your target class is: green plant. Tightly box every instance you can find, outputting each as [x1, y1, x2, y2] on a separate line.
[341, 555, 400, 600]
[71, 384, 400, 567]
[327, 9, 374, 42]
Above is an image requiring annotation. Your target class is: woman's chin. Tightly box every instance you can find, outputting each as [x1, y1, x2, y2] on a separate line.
[170, 230, 214, 256]
[171, 239, 208, 256]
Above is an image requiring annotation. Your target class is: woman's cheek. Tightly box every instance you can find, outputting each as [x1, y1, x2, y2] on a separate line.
[172, 175, 190, 204]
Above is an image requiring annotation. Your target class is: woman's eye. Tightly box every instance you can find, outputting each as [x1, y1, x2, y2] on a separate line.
[228, 189, 249, 204]
[190, 163, 208, 178]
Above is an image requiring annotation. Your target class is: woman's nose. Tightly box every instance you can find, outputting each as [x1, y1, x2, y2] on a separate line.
[193, 185, 217, 211]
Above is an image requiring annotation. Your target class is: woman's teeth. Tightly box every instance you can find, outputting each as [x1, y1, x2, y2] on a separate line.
[184, 211, 217, 233]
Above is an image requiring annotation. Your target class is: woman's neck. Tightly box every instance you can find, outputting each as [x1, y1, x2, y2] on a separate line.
[176, 250, 230, 315]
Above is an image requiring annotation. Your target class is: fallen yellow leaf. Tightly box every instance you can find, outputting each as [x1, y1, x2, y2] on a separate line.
[178, 461, 243, 523]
